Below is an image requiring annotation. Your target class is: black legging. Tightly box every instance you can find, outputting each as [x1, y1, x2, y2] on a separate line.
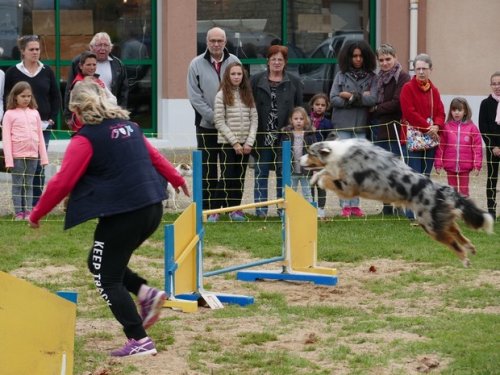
[87, 202, 163, 340]
[485, 147, 500, 216]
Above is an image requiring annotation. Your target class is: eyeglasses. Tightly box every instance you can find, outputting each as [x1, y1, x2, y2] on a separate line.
[269, 58, 285, 63]
[490, 83, 500, 87]
[208, 39, 225, 45]
[415, 67, 430, 72]
[93, 43, 111, 49]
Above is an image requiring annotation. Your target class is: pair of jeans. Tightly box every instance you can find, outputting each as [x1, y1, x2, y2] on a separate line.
[291, 174, 312, 202]
[11, 158, 38, 214]
[335, 130, 366, 208]
[376, 139, 407, 160]
[405, 147, 436, 219]
[407, 147, 436, 177]
[253, 145, 282, 216]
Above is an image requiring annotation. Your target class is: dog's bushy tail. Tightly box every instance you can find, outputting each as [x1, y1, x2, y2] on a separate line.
[457, 195, 494, 234]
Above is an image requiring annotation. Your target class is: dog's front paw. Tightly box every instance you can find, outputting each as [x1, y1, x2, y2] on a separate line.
[317, 176, 326, 190]
[310, 173, 319, 186]
[310, 170, 325, 187]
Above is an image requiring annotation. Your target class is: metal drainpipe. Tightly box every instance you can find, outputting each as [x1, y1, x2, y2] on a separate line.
[409, 0, 419, 73]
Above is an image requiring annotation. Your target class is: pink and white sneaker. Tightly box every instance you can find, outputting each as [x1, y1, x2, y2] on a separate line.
[110, 337, 157, 357]
[139, 288, 167, 329]
[341, 207, 351, 217]
[350, 207, 365, 217]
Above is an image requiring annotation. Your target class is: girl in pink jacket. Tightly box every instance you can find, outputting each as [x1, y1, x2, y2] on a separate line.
[2, 81, 48, 220]
[435, 97, 482, 196]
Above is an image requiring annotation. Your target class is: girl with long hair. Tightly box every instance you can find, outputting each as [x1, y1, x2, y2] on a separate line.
[212, 62, 258, 221]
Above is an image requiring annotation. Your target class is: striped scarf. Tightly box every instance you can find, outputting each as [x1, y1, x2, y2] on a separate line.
[377, 62, 402, 103]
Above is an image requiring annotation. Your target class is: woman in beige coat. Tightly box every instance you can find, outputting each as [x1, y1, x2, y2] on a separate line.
[211, 62, 258, 221]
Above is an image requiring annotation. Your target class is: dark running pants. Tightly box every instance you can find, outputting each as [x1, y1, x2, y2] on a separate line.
[485, 147, 500, 217]
[87, 202, 163, 340]
[196, 126, 220, 210]
[215, 144, 249, 208]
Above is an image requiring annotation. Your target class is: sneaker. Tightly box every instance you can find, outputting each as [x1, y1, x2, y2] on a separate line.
[110, 337, 157, 357]
[207, 213, 220, 222]
[14, 212, 24, 221]
[23, 210, 31, 221]
[317, 208, 325, 219]
[229, 210, 247, 222]
[350, 207, 365, 217]
[255, 209, 267, 218]
[139, 288, 167, 329]
[341, 207, 351, 217]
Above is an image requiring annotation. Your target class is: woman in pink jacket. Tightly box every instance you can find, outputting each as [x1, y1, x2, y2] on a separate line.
[435, 97, 483, 197]
[2, 81, 48, 220]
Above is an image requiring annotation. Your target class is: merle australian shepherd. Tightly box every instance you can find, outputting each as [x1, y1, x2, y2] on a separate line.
[300, 138, 494, 267]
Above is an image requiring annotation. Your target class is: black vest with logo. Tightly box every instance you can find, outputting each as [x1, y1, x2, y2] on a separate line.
[64, 118, 166, 229]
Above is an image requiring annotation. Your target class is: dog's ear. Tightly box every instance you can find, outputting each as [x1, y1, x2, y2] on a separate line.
[309, 142, 331, 157]
[318, 147, 331, 158]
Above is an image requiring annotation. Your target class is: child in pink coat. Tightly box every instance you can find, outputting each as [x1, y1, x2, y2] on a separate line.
[2, 81, 48, 219]
[435, 97, 482, 196]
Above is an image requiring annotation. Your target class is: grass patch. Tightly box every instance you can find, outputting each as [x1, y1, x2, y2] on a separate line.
[444, 284, 500, 309]
[1, 214, 498, 374]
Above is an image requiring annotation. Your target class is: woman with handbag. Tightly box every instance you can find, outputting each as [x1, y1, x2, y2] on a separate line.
[400, 53, 445, 220]
[400, 54, 445, 174]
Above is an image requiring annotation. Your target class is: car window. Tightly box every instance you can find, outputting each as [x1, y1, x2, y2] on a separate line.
[330, 37, 345, 58]
[299, 41, 330, 75]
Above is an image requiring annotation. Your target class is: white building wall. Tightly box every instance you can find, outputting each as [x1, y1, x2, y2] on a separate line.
[158, 98, 197, 148]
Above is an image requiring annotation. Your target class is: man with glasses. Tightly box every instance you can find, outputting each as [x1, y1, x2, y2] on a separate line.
[66, 32, 128, 111]
[187, 27, 240, 211]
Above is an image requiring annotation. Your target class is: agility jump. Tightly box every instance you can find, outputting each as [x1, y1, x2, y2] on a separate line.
[0, 272, 77, 374]
[162, 142, 338, 312]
